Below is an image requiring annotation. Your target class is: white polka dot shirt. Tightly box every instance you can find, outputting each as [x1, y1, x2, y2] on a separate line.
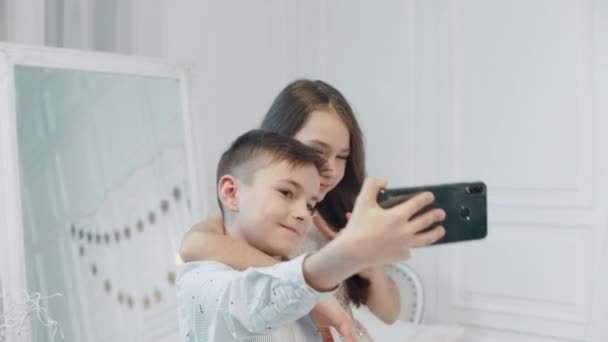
[177, 254, 334, 341]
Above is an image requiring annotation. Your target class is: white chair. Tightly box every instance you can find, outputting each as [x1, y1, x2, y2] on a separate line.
[362, 264, 464, 341]
[383, 262, 425, 324]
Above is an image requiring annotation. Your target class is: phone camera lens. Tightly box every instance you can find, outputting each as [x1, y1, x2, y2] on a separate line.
[466, 184, 485, 195]
[460, 207, 471, 220]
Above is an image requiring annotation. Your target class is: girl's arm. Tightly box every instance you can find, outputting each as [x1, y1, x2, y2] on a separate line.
[180, 208, 278, 268]
[358, 266, 400, 324]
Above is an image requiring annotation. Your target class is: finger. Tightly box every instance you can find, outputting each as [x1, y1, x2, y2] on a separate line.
[341, 335, 354, 342]
[408, 208, 446, 234]
[355, 177, 388, 206]
[313, 215, 338, 240]
[319, 327, 334, 342]
[411, 225, 445, 247]
[391, 191, 436, 219]
[336, 322, 354, 342]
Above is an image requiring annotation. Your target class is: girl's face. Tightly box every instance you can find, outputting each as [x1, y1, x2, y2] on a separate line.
[293, 109, 351, 201]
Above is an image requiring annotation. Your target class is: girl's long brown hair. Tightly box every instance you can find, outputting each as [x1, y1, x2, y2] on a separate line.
[260, 79, 370, 306]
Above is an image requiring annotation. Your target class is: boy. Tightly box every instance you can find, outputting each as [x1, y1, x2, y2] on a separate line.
[177, 129, 445, 341]
[177, 129, 332, 341]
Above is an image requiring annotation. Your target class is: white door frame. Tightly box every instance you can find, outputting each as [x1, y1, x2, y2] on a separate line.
[0, 42, 206, 342]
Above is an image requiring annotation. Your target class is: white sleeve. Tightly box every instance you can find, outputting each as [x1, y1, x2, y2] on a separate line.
[177, 254, 334, 339]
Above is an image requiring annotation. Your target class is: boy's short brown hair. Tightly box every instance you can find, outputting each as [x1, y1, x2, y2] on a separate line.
[216, 129, 325, 210]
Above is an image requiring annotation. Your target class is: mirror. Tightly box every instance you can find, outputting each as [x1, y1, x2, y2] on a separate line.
[10, 62, 195, 341]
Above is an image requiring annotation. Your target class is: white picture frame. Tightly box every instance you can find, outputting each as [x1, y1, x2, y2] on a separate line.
[0, 42, 206, 342]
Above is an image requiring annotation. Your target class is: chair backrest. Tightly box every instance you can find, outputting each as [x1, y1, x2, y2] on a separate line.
[384, 262, 425, 324]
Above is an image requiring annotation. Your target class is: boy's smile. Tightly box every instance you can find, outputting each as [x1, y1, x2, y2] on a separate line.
[280, 223, 302, 237]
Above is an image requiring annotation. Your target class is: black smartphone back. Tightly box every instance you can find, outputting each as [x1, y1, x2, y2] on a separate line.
[377, 181, 487, 245]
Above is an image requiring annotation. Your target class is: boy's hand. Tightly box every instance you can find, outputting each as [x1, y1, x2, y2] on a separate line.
[336, 178, 446, 269]
[309, 297, 354, 342]
[303, 178, 445, 294]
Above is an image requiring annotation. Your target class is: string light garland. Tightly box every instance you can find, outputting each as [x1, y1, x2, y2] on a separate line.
[69, 186, 187, 310]
[70, 186, 183, 246]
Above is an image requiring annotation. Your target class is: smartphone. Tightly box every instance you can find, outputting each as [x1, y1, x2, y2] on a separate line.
[377, 181, 487, 245]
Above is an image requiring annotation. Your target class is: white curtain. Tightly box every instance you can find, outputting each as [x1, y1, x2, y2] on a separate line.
[2, 0, 162, 57]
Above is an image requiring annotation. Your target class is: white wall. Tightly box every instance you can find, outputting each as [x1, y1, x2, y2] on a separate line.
[162, 1, 294, 207]
[316, 1, 608, 341]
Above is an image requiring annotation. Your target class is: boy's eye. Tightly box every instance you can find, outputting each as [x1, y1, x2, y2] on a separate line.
[337, 155, 349, 160]
[279, 189, 293, 199]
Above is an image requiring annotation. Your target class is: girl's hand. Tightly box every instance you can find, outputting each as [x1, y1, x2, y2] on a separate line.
[312, 213, 350, 241]
[309, 297, 354, 342]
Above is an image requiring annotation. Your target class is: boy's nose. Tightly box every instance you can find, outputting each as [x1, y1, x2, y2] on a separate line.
[293, 203, 308, 221]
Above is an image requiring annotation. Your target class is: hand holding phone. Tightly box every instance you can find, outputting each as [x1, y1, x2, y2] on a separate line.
[377, 182, 487, 245]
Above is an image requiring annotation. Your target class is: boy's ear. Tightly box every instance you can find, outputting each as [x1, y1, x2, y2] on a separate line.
[218, 175, 240, 212]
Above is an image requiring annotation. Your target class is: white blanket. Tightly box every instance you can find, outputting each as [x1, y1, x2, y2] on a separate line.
[394, 323, 464, 342]
[351, 309, 465, 342]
